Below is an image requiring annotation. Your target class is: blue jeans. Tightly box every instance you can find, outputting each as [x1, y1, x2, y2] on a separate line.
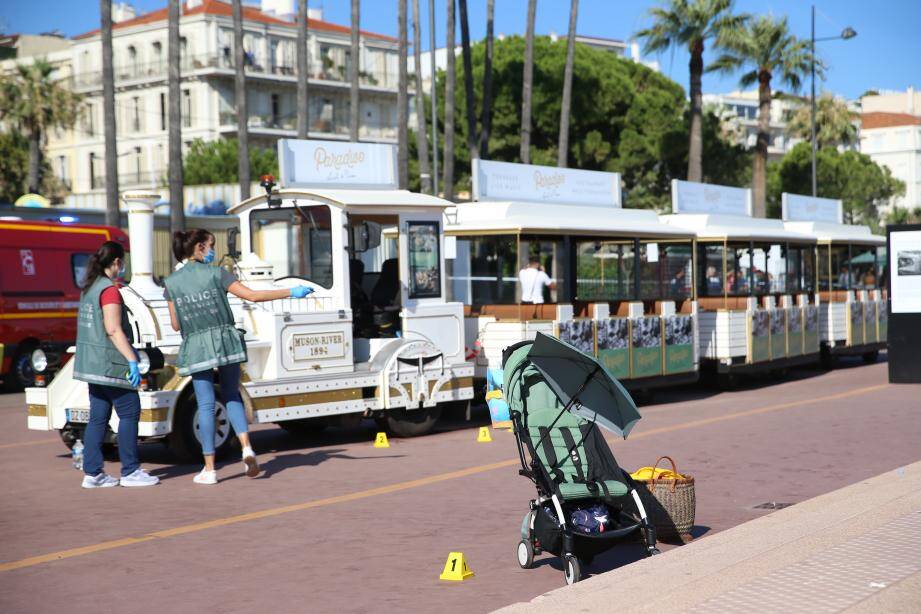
[191, 363, 248, 456]
[85, 384, 141, 477]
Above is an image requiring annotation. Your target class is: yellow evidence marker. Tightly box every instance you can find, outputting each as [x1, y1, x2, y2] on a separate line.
[373, 432, 390, 448]
[439, 552, 474, 581]
[476, 426, 492, 443]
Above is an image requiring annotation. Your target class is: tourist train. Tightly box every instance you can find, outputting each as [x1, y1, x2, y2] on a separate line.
[23, 147, 889, 451]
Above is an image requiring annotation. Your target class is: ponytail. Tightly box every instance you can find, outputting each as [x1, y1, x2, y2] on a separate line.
[172, 228, 214, 262]
[82, 240, 126, 291]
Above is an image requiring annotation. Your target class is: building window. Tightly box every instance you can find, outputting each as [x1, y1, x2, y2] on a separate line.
[152, 41, 162, 71]
[84, 102, 95, 137]
[271, 93, 280, 127]
[127, 45, 138, 78]
[131, 96, 141, 132]
[160, 92, 167, 131]
[182, 89, 192, 128]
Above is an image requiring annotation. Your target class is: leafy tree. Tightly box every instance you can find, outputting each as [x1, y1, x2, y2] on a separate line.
[429, 36, 746, 210]
[183, 138, 277, 186]
[711, 15, 814, 217]
[785, 93, 857, 148]
[767, 142, 905, 228]
[0, 58, 82, 194]
[635, 0, 749, 183]
[0, 131, 60, 203]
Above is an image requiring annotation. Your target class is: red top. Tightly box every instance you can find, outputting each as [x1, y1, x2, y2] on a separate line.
[100, 284, 122, 307]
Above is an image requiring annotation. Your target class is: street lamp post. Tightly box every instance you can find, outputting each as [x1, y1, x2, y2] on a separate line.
[811, 5, 857, 196]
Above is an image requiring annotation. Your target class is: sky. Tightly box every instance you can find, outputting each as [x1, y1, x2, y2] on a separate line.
[2, 0, 919, 100]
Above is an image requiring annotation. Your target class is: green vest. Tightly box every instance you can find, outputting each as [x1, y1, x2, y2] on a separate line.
[164, 261, 246, 376]
[73, 276, 136, 389]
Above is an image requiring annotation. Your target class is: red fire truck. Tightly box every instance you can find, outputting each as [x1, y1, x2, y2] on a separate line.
[0, 219, 129, 390]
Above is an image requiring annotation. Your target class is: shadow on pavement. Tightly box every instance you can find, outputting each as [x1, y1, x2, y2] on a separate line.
[257, 448, 404, 479]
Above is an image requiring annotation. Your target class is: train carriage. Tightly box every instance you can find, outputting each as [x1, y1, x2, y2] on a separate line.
[781, 193, 887, 365]
[661, 180, 821, 379]
[446, 160, 699, 408]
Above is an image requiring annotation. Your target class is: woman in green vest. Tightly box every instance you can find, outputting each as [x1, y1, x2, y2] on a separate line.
[164, 229, 313, 485]
[74, 241, 160, 488]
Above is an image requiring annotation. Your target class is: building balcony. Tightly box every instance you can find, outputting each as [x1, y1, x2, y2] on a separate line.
[71, 52, 401, 92]
[91, 171, 162, 190]
[217, 111, 396, 142]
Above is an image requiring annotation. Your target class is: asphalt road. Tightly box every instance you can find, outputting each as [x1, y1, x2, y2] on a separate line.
[1, 357, 919, 613]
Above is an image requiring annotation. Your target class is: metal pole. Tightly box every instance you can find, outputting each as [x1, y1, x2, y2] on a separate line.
[811, 4, 817, 197]
[429, 0, 439, 195]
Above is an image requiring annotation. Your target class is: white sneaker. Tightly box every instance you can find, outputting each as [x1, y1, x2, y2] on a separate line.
[82, 473, 119, 489]
[120, 468, 160, 487]
[242, 447, 260, 478]
[193, 468, 218, 485]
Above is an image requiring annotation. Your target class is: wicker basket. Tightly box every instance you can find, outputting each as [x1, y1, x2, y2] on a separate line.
[634, 456, 696, 543]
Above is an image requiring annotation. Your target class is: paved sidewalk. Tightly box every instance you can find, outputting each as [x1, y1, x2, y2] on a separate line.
[496, 461, 921, 613]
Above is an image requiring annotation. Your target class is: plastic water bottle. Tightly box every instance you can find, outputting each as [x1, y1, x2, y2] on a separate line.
[72, 439, 84, 471]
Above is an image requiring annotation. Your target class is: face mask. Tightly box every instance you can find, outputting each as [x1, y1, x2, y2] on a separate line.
[117, 260, 126, 277]
[203, 248, 215, 264]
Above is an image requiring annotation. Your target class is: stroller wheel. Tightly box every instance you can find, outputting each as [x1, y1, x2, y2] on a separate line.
[517, 540, 535, 569]
[563, 554, 582, 585]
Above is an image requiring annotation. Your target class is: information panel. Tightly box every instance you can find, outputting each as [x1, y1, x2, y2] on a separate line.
[472, 159, 621, 206]
[889, 229, 921, 314]
[671, 179, 752, 216]
[277, 138, 397, 189]
[781, 193, 844, 224]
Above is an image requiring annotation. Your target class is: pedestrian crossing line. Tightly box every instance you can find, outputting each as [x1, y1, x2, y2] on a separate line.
[0, 381, 887, 573]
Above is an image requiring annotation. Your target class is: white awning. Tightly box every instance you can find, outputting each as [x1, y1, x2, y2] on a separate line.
[228, 188, 454, 215]
[783, 220, 886, 245]
[447, 201, 695, 238]
[660, 213, 817, 243]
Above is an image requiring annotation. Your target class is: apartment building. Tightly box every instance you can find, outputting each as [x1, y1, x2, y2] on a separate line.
[860, 88, 921, 214]
[702, 90, 804, 160]
[3, 0, 402, 197]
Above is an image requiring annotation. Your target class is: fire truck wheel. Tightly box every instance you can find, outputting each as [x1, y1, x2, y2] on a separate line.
[381, 406, 442, 437]
[168, 385, 238, 461]
[4, 342, 37, 391]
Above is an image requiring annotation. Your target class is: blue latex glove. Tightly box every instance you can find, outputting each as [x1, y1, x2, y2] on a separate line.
[289, 286, 314, 299]
[127, 361, 142, 388]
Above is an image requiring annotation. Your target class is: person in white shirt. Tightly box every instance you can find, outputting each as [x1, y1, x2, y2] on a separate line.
[518, 256, 556, 304]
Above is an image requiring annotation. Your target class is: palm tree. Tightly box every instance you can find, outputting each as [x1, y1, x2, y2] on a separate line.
[458, 0, 478, 160]
[442, 0, 456, 200]
[519, 0, 536, 164]
[412, 0, 432, 194]
[397, 0, 409, 188]
[479, 0, 495, 157]
[101, 0, 119, 226]
[636, 0, 748, 183]
[786, 93, 857, 148]
[167, 0, 184, 233]
[711, 15, 812, 217]
[296, 0, 309, 139]
[232, 0, 250, 200]
[557, 0, 579, 167]
[0, 59, 81, 196]
[349, 0, 360, 141]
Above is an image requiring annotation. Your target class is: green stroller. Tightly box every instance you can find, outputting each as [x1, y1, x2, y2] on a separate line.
[504, 333, 659, 585]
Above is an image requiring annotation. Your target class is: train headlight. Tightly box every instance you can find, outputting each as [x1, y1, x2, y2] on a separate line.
[31, 349, 48, 373]
[137, 350, 151, 375]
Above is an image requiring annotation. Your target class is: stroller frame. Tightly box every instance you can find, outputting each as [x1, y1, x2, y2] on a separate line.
[503, 341, 659, 584]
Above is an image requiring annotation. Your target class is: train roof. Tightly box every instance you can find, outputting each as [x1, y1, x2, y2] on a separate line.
[782, 220, 886, 246]
[660, 213, 817, 243]
[227, 188, 453, 215]
[446, 201, 694, 239]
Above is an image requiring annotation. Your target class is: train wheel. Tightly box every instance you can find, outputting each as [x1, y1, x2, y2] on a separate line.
[168, 385, 238, 461]
[382, 406, 442, 437]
